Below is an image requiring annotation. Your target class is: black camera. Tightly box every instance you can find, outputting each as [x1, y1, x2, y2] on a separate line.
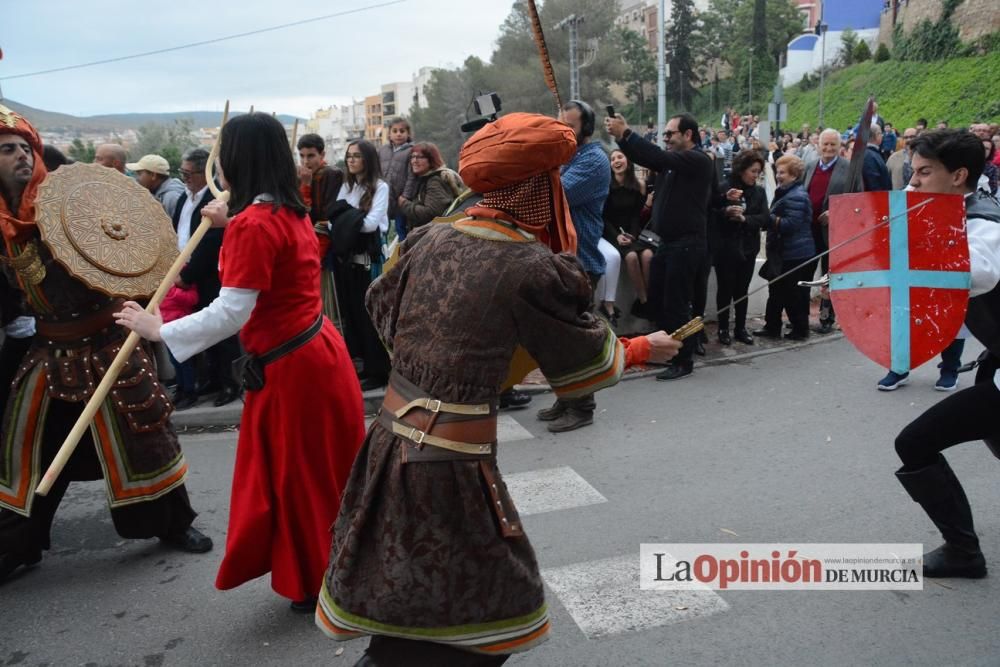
[462, 92, 503, 133]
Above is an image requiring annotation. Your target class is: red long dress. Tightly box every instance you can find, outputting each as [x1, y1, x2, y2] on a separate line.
[213, 202, 365, 601]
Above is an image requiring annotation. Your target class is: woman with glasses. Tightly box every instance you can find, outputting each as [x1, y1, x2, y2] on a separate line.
[336, 140, 392, 391]
[397, 142, 463, 232]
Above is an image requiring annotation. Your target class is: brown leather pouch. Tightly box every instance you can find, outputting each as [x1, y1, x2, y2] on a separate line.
[43, 348, 96, 403]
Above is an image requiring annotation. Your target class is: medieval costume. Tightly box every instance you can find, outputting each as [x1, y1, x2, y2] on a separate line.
[120, 113, 366, 607]
[316, 114, 660, 665]
[0, 106, 210, 582]
[894, 188, 1000, 578]
[301, 163, 344, 327]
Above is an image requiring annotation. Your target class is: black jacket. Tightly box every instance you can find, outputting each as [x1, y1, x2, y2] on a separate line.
[616, 131, 714, 245]
[171, 189, 220, 309]
[710, 179, 768, 262]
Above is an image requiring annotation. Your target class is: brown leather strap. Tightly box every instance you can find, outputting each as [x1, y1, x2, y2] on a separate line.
[36, 300, 124, 342]
[375, 411, 493, 463]
[382, 382, 497, 445]
[479, 461, 524, 538]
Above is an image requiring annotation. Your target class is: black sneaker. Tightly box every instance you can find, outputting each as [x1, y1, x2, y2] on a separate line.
[499, 389, 532, 410]
[656, 363, 693, 381]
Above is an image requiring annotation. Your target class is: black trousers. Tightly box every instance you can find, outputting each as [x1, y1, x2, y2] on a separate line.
[0, 399, 196, 560]
[713, 251, 756, 331]
[363, 636, 509, 666]
[895, 355, 1000, 470]
[764, 258, 817, 335]
[692, 251, 710, 319]
[0, 334, 32, 411]
[336, 261, 390, 381]
[813, 224, 836, 324]
[648, 240, 707, 364]
[207, 334, 241, 390]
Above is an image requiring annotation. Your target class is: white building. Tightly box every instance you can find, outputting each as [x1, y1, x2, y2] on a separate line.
[305, 101, 366, 160]
[779, 0, 881, 86]
[412, 66, 435, 110]
[381, 81, 416, 122]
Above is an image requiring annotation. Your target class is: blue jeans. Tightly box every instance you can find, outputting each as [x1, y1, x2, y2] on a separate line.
[170, 350, 196, 393]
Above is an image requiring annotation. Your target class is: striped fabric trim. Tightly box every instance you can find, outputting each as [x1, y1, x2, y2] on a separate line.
[0, 365, 49, 516]
[453, 219, 535, 243]
[546, 326, 626, 398]
[315, 580, 550, 655]
[92, 400, 188, 508]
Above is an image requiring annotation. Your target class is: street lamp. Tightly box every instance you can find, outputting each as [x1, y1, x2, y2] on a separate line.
[815, 16, 828, 127]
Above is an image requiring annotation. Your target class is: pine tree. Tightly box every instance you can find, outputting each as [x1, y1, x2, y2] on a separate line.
[666, 0, 699, 109]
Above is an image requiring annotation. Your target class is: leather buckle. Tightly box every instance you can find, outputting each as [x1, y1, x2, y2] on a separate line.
[408, 426, 426, 446]
[427, 399, 442, 413]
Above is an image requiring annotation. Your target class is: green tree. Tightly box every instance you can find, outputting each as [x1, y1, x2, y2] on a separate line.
[132, 120, 198, 175]
[696, 0, 803, 114]
[410, 0, 625, 163]
[874, 42, 891, 63]
[853, 39, 873, 63]
[614, 27, 657, 121]
[840, 29, 860, 66]
[67, 138, 95, 163]
[666, 0, 700, 109]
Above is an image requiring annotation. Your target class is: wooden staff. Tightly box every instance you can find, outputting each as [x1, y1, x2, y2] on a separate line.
[36, 102, 232, 496]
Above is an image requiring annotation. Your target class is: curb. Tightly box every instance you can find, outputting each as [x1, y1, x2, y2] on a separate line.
[171, 332, 844, 428]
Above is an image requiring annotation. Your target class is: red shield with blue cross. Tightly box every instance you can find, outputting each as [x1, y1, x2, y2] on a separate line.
[828, 191, 970, 374]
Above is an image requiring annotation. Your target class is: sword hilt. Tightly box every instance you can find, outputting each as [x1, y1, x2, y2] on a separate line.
[670, 316, 704, 341]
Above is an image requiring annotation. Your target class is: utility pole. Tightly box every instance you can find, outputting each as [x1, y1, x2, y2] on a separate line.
[657, 0, 666, 147]
[555, 14, 585, 101]
[817, 8, 828, 127]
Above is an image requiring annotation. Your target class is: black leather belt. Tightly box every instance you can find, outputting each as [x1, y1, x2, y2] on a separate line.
[232, 315, 324, 391]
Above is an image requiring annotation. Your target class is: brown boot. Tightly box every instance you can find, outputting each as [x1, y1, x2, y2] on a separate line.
[546, 407, 594, 433]
[536, 399, 566, 421]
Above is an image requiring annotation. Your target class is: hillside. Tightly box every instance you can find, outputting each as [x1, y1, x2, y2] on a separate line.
[783, 52, 1000, 131]
[1, 99, 303, 132]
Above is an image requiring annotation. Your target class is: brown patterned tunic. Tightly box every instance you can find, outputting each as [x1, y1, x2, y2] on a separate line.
[316, 218, 631, 655]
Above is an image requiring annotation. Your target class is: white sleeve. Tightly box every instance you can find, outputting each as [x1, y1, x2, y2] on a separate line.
[160, 287, 259, 363]
[967, 216, 1000, 297]
[360, 181, 390, 234]
[4, 315, 35, 339]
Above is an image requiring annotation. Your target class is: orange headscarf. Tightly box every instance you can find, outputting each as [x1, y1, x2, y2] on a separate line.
[0, 104, 47, 245]
[459, 112, 577, 253]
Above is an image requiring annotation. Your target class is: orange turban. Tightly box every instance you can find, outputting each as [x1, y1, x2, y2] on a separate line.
[459, 112, 577, 254]
[0, 104, 47, 245]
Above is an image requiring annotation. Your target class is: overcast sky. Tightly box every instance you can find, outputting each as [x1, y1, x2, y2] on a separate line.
[0, 0, 514, 118]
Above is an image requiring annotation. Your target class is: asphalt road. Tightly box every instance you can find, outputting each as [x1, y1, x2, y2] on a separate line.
[2, 336, 998, 667]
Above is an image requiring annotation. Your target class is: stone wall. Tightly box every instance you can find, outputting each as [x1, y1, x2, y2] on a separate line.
[879, 0, 1000, 45]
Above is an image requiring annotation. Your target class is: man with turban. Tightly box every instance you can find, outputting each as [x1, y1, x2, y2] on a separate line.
[0, 105, 212, 582]
[315, 113, 681, 666]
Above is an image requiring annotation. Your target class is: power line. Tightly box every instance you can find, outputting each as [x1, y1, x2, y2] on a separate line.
[0, 0, 407, 82]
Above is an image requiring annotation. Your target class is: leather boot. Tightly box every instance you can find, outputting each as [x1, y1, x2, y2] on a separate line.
[546, 395, 595, 433]
[0, 547, 41, 584]
[896, 455, 987, 578]
[536, 398, 566, 422]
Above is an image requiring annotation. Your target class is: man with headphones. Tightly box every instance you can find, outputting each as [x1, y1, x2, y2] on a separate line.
[536, 100, 612, 432]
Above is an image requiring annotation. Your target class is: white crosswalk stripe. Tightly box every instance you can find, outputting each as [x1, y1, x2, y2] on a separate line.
[541, 554, 729, 639]
[503, 465, 608, 516]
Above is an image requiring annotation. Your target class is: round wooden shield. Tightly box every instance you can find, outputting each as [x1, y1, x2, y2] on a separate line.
[34, 162, 179, 298]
